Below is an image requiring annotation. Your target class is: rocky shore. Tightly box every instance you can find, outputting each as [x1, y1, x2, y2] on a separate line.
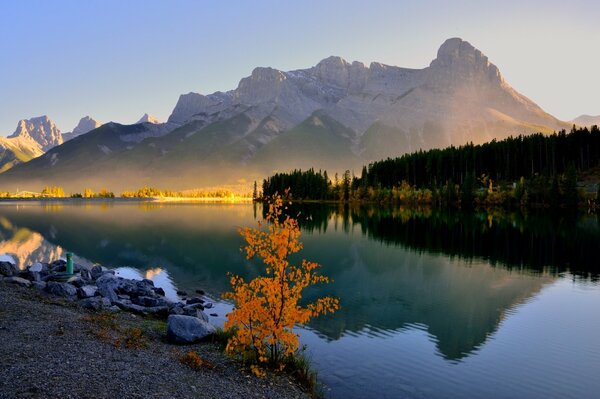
[0, 260, 309, 399]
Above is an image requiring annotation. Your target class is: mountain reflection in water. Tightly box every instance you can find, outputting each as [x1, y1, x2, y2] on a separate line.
[0, 202, 598, 363]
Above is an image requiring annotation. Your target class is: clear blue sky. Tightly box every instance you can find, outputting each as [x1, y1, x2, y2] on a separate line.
[1, 0, 598, 135]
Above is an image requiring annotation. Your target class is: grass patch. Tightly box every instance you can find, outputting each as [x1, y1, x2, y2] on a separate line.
[82, 312, 149, 349]
[177, 350, 216, 371]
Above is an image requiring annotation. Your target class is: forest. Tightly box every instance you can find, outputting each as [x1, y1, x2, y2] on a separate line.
[262, 126, 600, 208]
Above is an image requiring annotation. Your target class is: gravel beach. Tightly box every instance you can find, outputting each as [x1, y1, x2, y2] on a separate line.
[0, 282, 309, 399]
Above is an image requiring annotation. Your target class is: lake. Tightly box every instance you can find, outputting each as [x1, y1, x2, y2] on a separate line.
[1, 201, 599, 399]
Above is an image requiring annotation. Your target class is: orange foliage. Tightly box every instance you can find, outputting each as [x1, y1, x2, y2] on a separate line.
[223, 191, 339, 367]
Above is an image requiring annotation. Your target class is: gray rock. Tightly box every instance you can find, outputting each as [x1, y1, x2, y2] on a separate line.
[169, 305, 185, 315]
[183, 303, 205, 314]
[176, 290, 187, 296]
[195, 289, 205, 295]
[132, 296, 167, 308]
[80, 297, 104, 311]
[152, 287, 166, 297]
[0, 261, 19, 277]
[46, 281, 78, 297]
[107, 305, 120, 312]
[66, 276, 85, 288]
[96, 274, 119, 303]
[142, 278, 154, 286]
[90, 265, 103, 279]
[32, 281, 47, 290]
[203, 302, 213, 309]
[114, 301, 168, 316]
[187, 297, 204, 305]
[80, 268, 92, 281]
[5, 276, 32, 287]
[28, 263, 43, 273]
[166, 315, 216, 344]
[26, 271, 42, 282]
[78, 285, 98, 298]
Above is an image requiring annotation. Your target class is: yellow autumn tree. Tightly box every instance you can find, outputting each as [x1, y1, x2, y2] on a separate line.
[223, 192, 339, 369]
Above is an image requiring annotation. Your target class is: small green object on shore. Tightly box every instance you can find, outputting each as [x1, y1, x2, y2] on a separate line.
[66, 252, 74, 275]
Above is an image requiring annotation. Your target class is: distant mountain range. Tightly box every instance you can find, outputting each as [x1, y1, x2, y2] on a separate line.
[0, 38, 585, 192]
[572, 114, 600, 127]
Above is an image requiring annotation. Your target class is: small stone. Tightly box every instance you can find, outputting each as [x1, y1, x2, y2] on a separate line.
[210, 313, 218, 317]
[187, 297, 204, 305]
[203, 302, 213, 309]
[166, 315, 216, 344]
[5, 276, 32, 287]
[78, 285, 98, 298]
[153, 287, 166, 296]
[169, 305, 185, 315]
[117, 294, 131, 300]
[177, 290, 187, 296]
[0, 261, 19, 277]
[46, 281, 78, 297]
[195, 289, 205, 295]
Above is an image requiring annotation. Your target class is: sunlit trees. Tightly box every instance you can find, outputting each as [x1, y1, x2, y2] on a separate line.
[41, 186, 65, 198]
[223, 192, 339, 370]
[83, 188, 94, 198]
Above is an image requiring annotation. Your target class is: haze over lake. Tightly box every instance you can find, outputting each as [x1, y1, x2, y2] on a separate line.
[1, 201, 598, 399]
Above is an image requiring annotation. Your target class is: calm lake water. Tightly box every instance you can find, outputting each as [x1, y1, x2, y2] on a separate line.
[1, 201, 599, 399]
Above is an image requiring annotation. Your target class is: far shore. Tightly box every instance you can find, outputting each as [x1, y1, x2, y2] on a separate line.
[0, 197, 254, 203]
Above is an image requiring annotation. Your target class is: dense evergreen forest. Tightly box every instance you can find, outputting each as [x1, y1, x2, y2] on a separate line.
[262, 126, 600, 208]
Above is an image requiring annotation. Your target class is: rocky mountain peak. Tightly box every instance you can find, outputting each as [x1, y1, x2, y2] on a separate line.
[427, 37, 503, 89]
[136, 113, 160, 124]
[9, 115, 62, 151]
[313, 56, 353, 88]
[72, 116, 102, 136]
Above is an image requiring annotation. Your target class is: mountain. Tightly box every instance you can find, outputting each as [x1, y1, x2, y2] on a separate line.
[8, 115, 62, 151]
[62, 116, 102, 142]
[0, 38, 571, 192]
[0, 116, 63, 173]
[572, 114, 600, 127]
[136, 113, 160, 124]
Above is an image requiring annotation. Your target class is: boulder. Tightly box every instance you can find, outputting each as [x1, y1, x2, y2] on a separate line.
[187, 297, 204, 305]
[0, 261, 19, 277]
[152, 287, 166, 296]
[132, 296, 167, 308]
[176, 290, 187, 296]
[96, 274, 119, 303]
[90, 265, 103, 280]
[5, 276, 32, 287]
[80, 297, 104, 311]
[80, 268, 92, 281]
[67, 276, 85, 288]
[142, 278, 154, 287]
[28, 263, 44, 273]
[78, 285, 98, 298]
[203, 302, 213, 309]
[32, 281, 47, 290]
[183, 303, 205, 314]
[46, 281, 78, 297]
[166, 315, 216, 344]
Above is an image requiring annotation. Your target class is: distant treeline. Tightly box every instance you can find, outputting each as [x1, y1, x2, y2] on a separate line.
[262, 126, 600, 208]
[0, 185, 251, 199]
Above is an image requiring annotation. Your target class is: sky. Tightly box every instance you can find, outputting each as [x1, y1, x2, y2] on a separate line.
[0, 0, 599, 135]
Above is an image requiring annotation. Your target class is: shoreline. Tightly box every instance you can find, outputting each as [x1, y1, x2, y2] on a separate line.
[0, 261, 309, 399]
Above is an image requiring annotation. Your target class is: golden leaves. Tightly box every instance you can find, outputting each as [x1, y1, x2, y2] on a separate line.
[223, 192, 340, 369]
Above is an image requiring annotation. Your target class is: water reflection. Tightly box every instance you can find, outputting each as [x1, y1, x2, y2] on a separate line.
[0, 202, 597, 363]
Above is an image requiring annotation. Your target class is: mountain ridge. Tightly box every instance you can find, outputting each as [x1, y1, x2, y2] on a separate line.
[0, 38, 573, 192]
